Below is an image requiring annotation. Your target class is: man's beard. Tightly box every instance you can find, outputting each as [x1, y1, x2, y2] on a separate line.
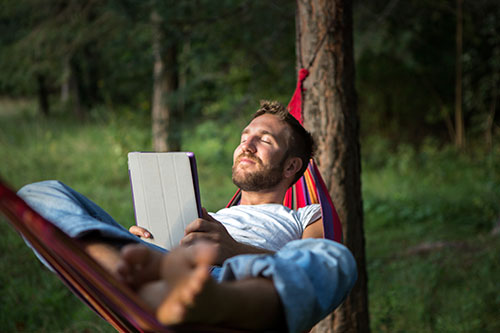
[232, 153, 286, 192]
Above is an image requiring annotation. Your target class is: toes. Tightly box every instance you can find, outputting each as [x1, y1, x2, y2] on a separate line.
[190, 241, 217, 266]
[120, 244, 161, 284]
[157, 296, 186, 325]
[121, 244, 152, 266]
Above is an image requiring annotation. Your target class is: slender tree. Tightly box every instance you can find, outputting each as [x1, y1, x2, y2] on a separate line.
[36, 73, 50, 116]
[296, 0, 370, 331]
[151, 9, 180, 152]
[69, 58, 86, 120]
[454, 0, 465, 149]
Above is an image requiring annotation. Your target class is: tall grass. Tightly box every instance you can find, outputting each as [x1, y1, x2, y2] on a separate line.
[1, 100, 499, 331]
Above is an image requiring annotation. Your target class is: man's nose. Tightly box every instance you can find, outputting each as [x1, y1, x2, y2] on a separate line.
[241, 137, 257, 153]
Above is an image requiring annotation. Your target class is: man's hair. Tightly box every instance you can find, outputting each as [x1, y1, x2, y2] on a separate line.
[252, 100, 316, 186]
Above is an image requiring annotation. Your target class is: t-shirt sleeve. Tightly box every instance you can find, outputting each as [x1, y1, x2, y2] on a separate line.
[297, 204, 322, 229]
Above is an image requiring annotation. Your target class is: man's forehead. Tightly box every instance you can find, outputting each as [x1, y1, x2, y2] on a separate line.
[243, 114, 288, 135]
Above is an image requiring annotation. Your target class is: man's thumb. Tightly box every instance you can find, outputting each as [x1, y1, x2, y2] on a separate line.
[202, 207, 213, 221]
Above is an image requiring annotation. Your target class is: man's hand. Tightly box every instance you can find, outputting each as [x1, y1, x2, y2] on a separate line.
[180, 208, 241, 265]
[129, 225, 153, 239]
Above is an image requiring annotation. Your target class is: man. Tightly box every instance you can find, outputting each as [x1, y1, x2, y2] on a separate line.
[19, 101, 357, 332]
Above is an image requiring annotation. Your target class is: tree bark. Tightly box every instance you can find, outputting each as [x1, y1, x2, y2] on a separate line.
[151, 10, 180, 152]
[296, 0, 370, 332]
[454, 0, 465, 149]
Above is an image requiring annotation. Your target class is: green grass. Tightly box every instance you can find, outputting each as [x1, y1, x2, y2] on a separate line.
[0, 99, 240, 332]
[1, 99, 499, 331]
[363, 139, 500, 332]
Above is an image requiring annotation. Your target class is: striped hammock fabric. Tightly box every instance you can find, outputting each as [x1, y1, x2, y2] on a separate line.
[227, 68, 343, 243]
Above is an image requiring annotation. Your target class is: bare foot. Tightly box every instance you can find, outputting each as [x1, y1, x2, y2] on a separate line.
[156, 242, 217, 325]
[116, 242, 220, 326]
[116, 244, 164, 289]
[117, 242, 285, 330]
[81, 241, 122, 276]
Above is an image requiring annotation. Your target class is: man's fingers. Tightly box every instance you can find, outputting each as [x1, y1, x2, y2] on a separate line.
[181, 232, 202, 245]
[184, 210, 222, 235]
[184, 218, 215, 235]
[201, 208, 214, 221]
[129, 225, 152, 238]
[184, 219, 201, 235]
[180, 232, 216, 246]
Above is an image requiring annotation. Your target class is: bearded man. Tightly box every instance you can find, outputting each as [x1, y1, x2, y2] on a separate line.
[18, 101, 357, 332]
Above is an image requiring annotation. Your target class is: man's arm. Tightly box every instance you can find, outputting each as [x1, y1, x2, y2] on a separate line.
[131, 211, 325, 263]
[181, 209, 274, 265]
[129, 211, 274, 265]
[302, 218, 324, 239]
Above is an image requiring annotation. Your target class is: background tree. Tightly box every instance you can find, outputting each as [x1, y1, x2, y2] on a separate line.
[454, 0, 465, 149]
[151, 8, 179, 152]
[296, 0, 370, 332]
[353, 0, 499, 148]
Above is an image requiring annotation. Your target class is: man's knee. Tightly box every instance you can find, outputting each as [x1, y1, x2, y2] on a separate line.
[17, 180, 83, 225]
[18, 180, 67, 201]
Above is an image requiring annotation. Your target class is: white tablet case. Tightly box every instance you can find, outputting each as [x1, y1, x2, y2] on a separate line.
[128, 152, 201, 250]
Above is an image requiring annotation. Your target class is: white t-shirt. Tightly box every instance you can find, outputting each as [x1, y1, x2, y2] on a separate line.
[209, 204, 322, 252]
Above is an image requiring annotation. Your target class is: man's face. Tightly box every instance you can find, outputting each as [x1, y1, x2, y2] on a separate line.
[232, 114, 291, 191]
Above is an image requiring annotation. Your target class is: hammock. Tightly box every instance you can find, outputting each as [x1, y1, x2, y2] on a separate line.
[0, 69, 343, 332]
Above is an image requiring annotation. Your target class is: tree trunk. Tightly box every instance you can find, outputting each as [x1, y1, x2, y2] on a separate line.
[485, 73, 497, 151]
[296, 0, 370, 332]
[151, 10, 180, 152]
[61, 57, 70, 103]
[454, 0, 465, 149]
[36, 73, 50, 116]
[83, 45, 100, 108]
[69, 59, 85, 120]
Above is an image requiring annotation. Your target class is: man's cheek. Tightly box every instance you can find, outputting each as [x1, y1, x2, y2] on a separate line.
[233, 147, 241, 161]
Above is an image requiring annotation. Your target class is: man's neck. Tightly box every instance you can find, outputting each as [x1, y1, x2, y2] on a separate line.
[239, 186, 287, 206]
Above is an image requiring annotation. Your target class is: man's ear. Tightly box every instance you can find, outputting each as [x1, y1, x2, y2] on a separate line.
[283, 157, 303, 179]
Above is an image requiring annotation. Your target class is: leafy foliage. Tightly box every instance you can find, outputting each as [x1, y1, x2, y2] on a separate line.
[1, 1, 497, 147]
[354, 0, 500, 145]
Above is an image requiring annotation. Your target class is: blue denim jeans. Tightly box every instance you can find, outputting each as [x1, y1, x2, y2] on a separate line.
[18, 180, 357, 333]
